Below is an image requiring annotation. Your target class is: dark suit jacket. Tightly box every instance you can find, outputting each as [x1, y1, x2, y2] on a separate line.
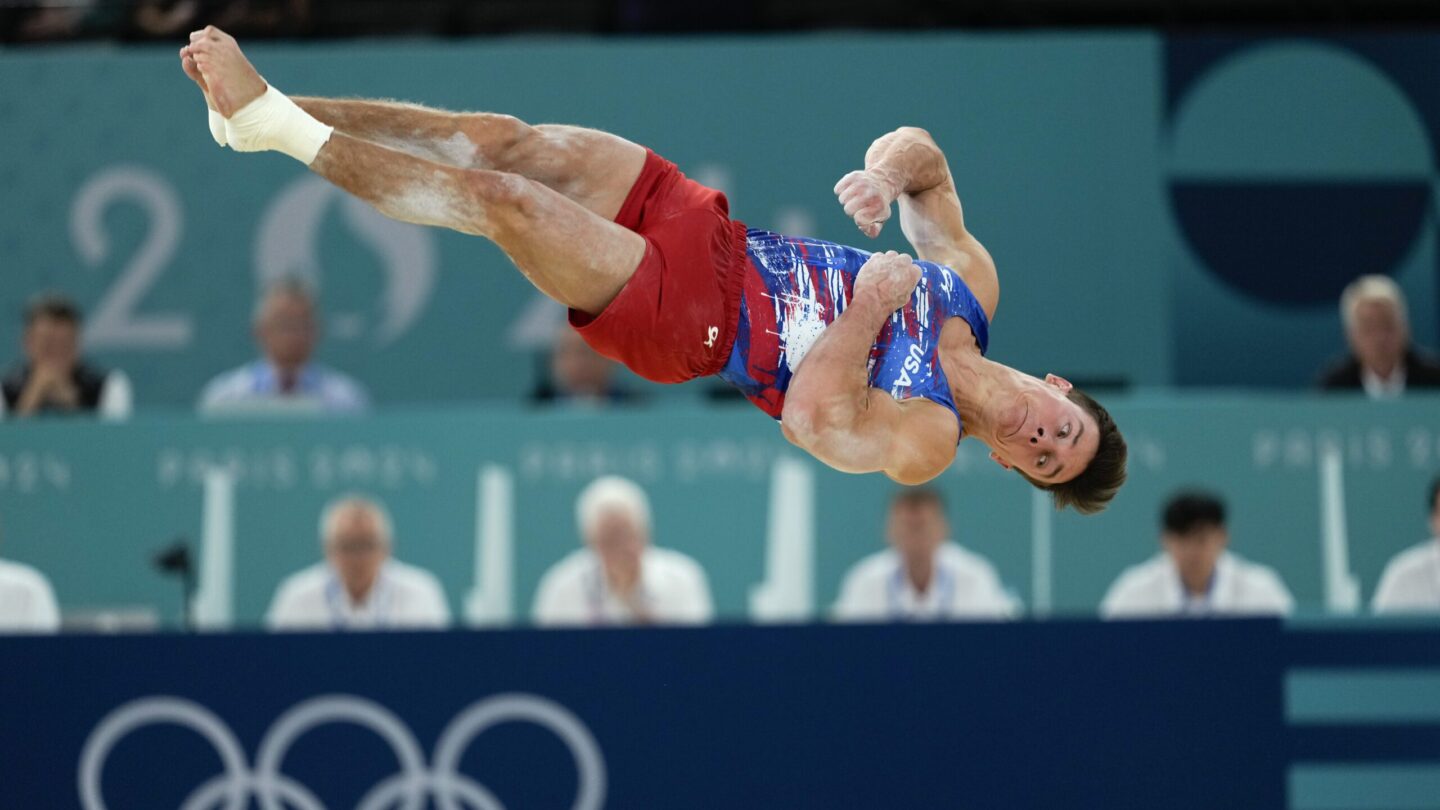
[1317, 347, 1440, 391]
[2, 361, 110, 415]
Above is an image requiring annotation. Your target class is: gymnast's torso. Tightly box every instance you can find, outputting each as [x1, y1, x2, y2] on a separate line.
[717, 229, 991, 431]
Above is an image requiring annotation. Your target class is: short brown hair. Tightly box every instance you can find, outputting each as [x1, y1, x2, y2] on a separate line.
[1019, 388, 1127, 515]
[24, 292, 81, 327]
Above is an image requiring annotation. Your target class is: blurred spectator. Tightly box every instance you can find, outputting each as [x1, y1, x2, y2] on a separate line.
[0, 514, 60, 634]
[131, 0, 310, 39]
[531, 324, 635, 407]
[198, 278, 369, 415]
[266, 494, 449, 630]
[533, 475, 712, 626]
[1372, 476, 1440, 614]
[1102, 489, 1293, 618]
[833, 488, 1015, 621]
[1, 293, 131, 421]
[1317, 275, 1440, 398]
[1, 0, 118, 43]
[131, 0, 202, 37]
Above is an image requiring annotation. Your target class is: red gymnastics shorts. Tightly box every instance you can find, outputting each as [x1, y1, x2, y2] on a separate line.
[568, 149, 749, 384]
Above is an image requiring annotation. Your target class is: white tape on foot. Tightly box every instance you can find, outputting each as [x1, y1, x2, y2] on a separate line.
[223, 84, 333, 165]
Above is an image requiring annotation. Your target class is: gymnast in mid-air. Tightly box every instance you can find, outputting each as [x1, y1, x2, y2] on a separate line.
[180, 26, 1126, 513]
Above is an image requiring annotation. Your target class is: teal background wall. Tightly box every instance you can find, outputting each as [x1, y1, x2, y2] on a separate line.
[1, 396, 1436, 627]
[3, 32, 1440, 624]
[9, 33, 1436, 407]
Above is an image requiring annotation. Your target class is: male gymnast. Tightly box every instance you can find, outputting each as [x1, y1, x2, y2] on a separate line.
[180, 27, 1126, 512]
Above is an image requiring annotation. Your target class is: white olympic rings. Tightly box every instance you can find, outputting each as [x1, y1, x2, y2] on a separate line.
[77, 692, 606, 810]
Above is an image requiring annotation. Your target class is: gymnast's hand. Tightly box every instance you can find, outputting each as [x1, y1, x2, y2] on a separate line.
[854, 251, 921, 314]
[834, 168, 901, 239]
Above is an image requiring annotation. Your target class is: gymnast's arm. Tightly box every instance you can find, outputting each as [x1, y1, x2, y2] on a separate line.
[836, 127, 999, 321]
[780, 252, 959, 486]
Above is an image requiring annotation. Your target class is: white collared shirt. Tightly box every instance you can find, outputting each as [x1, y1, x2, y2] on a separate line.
[0, 558, 60, 633]
[266, 560, 450, 630]
[1373, 540, 1440, 614]
[1100, 551, 1293, 619]
[1360, 364, 1407, 400]
[198, 360, 370, 415]
[532, 547, 713, 627]
[832, 543, 1017, 622]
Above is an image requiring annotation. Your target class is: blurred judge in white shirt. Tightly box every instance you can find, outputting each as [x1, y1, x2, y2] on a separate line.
[833, 488, 1016, 622]
[267, 495, 450, 630]
[533, 476, 713, 627]
[0, 516, 60, 633]
[1373, 476, 1440, 614]
[1102, 489, 1293, 619]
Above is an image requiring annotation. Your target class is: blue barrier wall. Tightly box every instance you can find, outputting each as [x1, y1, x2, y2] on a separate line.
[0, 621, 1290, 809]
[2, 620, 1437, 809]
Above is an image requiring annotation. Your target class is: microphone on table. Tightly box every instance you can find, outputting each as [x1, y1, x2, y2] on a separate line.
[152, 538, 195, 632]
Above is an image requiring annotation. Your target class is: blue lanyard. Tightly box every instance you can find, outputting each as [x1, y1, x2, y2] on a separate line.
[1178, 569, 1217, 615]
[324, 574, 391, 630]
[887, 563, 954, 620]
[587, 562, 650, 625]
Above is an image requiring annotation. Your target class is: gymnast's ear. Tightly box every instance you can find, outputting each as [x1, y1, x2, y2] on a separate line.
[1044, 373, 1073, 394]
[989, 450, 1013, 470]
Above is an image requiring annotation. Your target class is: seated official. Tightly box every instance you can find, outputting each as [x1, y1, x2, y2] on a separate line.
[1102, 489, 1293, 619]
[198, 278, 369, 415]
[834, 488, 1015, 621]
[1, 293, 130, 421]
[530, 323, 637, 407]
[1317, 275, 1440, 398]
[267, 495, 449, 630]
[1373, 476, 1440, 614]
[533, 475, 712, 626]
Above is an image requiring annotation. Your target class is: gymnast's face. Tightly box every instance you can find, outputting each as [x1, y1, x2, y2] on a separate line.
[987, 374, 1099, 485]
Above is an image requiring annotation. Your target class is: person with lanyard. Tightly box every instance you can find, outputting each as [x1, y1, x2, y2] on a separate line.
[1101, 489, 1293, 619]
[532, 476, 713, 627]
[197, 278, 370, 416]
[266, 494, 450, 630]
[833, 488, 1016, 622]
[1372, 475, 1440, 614]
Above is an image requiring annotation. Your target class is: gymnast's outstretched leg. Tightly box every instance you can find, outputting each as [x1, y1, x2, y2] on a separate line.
[182, 28, 645, 221]
[181, 25, 645, 315]
[288, 98, 647, 223]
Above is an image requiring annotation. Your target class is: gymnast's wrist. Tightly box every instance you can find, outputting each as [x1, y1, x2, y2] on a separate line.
[868, 166, 905, 202]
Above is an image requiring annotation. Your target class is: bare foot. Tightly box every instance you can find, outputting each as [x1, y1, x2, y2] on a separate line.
[178, 45, 216, 111]
[184, 26, 266, 118]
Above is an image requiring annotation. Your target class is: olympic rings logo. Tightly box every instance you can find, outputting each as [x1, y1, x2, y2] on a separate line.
[78, 692, 606, 810]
